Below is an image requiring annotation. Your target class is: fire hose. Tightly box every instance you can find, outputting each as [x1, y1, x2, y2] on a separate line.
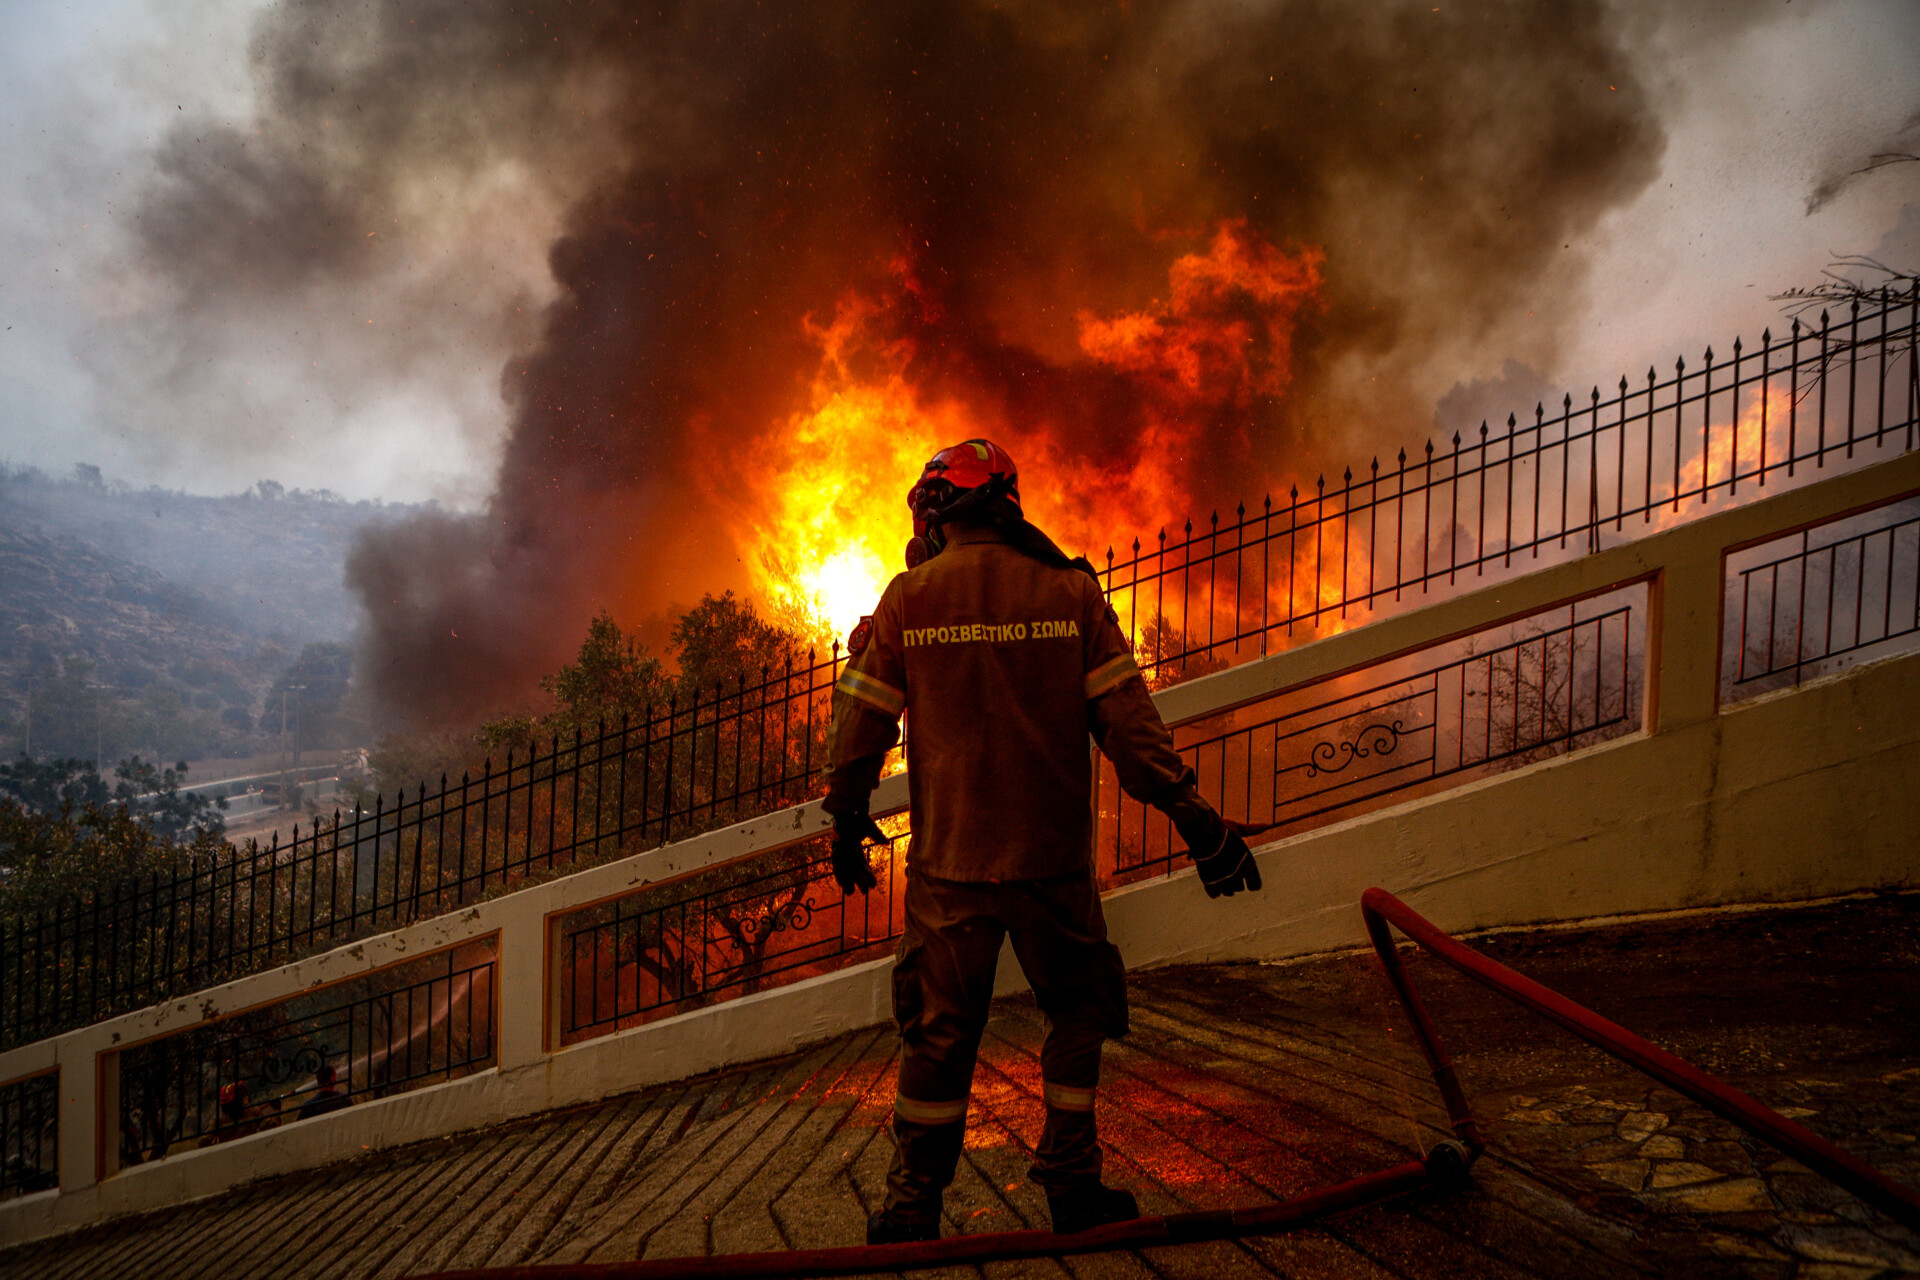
[411, 888, 1920, 1279]
[1360, 887, 1920, 1235]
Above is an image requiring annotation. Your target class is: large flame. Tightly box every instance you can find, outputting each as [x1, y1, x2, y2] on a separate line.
[736, 223, 1324, 645]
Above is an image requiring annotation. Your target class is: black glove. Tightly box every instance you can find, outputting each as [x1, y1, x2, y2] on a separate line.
[1191, 829, 1262, 899]
[830, 810, 885, 894]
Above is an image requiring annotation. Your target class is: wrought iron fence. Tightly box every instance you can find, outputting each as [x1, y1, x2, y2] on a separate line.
[3, 287, 1912, 1056]
[114, 939, 495, 1167]
[1723, 493, 1920, 705]
[1098, 286, 1919, 685]
[0, 651, 844, 1051]
[558, 830, 905, 1045]
[549, 592, 1644, 1049]
[0, 1071, 57, 1200]
[1103, 592, 1645, 884]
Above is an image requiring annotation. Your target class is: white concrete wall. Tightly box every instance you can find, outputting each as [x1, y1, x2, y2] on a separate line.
[3, 450, 1917, 1249]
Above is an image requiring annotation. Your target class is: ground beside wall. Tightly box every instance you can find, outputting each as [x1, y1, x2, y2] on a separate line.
[5, 893, 1917, 1280]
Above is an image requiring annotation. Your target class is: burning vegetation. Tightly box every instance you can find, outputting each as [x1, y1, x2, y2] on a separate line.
[739, 223, 1324, 641]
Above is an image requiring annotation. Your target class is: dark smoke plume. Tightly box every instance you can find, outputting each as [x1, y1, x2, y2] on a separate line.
[128, 0, 1782, 726]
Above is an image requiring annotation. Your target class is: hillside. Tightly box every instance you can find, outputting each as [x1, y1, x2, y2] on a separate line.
[0, 468, 425, 764]
[0, 467, 426, 645]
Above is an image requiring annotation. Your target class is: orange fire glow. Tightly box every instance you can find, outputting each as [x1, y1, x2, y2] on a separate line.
[1646, 382, 1798, 533]
[734, 222, 1325, 647]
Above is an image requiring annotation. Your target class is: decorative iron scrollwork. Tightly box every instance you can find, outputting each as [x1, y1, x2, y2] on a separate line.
[731, 894, 819, 942]
[1304, 720, 1404, 778]
[259, 1043, 330, 1085]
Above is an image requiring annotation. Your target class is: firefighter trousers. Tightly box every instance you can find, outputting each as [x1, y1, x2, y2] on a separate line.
[885, 867, 1129, 1215]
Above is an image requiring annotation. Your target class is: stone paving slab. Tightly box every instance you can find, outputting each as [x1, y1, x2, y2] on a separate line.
[3, 894, 1917, 1279]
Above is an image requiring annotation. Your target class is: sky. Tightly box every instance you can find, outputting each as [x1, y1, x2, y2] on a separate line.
[0, 0, 1915, 509]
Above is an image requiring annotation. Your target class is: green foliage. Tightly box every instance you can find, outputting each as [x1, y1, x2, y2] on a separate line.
[0, 753, 223, 842]
[263, 641, 367, 753]
[474, 594, 803, 757]
[0, 755, 110, 811]
[536, 611, 670, 737]
[0, 794, 217, 919]
[670, 592, 801, 692]
[0, 754, 223, 919]
[112, 757, 228, 840]
[269, 643, 353, 712]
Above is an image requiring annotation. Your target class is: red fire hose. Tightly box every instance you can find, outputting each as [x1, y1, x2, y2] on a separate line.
[412, 1150, 1465, 1280]
[1361, 887, 1920, 1235]
[410, 888, 1920, 1279]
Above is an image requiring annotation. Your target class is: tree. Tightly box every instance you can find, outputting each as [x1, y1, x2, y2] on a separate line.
[269, 642, 361, 751]
[113, 757, 227, 840]
[670, 592, 801, 692]
[0, 756, 110, 812]
[536, 611, 670, 737]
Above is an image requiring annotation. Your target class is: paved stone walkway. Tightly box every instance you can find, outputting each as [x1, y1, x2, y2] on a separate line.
[3, 895, 1917, 1279]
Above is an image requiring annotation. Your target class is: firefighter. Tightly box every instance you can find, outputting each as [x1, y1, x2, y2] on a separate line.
[823, 439, 1262, 1244]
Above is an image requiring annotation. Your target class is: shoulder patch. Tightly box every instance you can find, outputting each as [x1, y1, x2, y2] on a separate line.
[847, 615, 874, 656]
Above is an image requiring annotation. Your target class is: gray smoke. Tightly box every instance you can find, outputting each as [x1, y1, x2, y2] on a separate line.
[113, 0, 1798, 725]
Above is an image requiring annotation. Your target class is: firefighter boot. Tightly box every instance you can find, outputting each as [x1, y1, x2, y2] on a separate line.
[1032, 1102, 1138, 1233]
[870, 1117, 963, 1243]
[865, 1205, 940, 1245]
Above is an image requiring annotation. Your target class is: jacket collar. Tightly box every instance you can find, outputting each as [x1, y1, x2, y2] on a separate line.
[943, 524, 1009, 548]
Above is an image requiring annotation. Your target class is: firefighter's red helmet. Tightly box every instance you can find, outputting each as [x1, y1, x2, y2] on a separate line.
[905, 439, 1021, 564]
[904, 439, 1021, 568]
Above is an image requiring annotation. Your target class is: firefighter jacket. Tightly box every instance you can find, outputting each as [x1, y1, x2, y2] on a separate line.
[823, 524, 1221, 882]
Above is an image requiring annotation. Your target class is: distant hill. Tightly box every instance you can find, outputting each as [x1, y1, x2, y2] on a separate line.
[0, 467, 429, 763]
[0, 466, 428, 645]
